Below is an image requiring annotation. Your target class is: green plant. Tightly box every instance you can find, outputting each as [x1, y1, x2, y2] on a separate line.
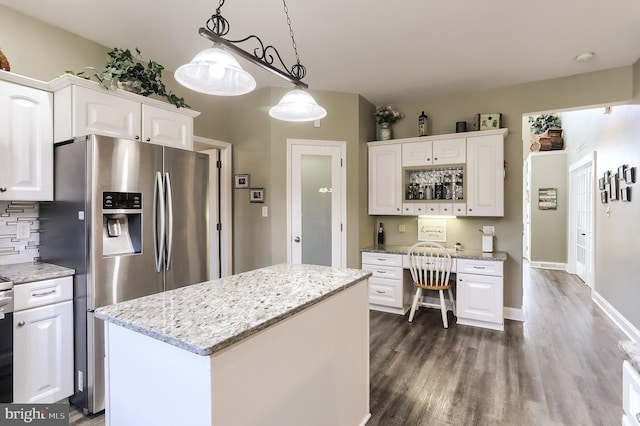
[67, 48, 189, 108]
[528, 114, 561, 134]
[374, 105, 405, 125]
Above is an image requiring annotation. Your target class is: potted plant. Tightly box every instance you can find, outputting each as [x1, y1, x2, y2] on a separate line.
[374, 105, 405, 140]
[68, 47, 189, 108]
[528, 114, 563, 151]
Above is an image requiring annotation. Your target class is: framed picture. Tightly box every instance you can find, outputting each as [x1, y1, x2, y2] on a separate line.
[621, 186, 631, 202]
[600, 191, 608, 204]
[249, 188, 265, 203]
[234, 174, 250, 189]
[609, 174, 619, 201]
[598, 177, 606, 190]
[417, 219, 446, 242]
[538, 187, 557, 210]
[625, 167, 636, 184]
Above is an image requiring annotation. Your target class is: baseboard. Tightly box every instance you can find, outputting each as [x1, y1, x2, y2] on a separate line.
[529, 261, 567, 270]
[593, 291, 640, 343]
[504, 307, 524, 322]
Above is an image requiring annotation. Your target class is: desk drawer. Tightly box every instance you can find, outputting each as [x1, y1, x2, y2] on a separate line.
[362, 264, 403, 280]
[362, 252, 403, 267]
[623, 360, 640, 425]
[457, 259, 503, 277]
[368, 277, 402, 308]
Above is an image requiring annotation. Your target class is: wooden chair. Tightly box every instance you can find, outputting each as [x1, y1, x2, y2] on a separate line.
[407, 241, 456, 328]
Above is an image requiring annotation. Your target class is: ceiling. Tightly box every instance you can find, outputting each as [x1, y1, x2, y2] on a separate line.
[3, 0, 640, 105]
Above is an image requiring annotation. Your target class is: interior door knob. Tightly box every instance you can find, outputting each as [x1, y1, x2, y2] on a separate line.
[294, 236, 301, 243]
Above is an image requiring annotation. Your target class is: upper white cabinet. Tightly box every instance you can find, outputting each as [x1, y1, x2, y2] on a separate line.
[466, 133, 504, 216]
[0, 76, 53, 201]
[50, 75, 199, 150]
[369, 129, 506, 217]
[368, 144, 402, 215]
[401, 137, 465, 167]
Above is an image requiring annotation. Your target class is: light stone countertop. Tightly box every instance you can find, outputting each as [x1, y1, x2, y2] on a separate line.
[0, 262, 75, 284]
[619, 340, 640, 373]
[95, 263, 372, 356]
[362, 244, 507, 262]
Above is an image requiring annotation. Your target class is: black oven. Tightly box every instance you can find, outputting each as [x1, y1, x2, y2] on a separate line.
[0, 287, 13, 403]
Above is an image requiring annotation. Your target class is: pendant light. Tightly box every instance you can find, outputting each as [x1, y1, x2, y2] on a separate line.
[174, 44, 256, 96]
[175, 0, 327, 122]
[269, 89, 327, 122]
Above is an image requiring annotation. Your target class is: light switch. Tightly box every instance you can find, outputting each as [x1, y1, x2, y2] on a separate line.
[398, 224, 406, 233]
[262, 206, 268, 217]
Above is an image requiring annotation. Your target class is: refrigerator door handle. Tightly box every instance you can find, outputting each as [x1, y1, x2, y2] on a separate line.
[165, 172, 174, 270]
[153, 171, 165, 273]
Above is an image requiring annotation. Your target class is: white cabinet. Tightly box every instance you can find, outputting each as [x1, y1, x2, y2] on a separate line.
[402, 138, 465, 167]
[456, 259, 504, 330]
[13, 276, 73, 403]
[51, 75, 199, 149]
[361, 252, 411, 314]
[623, 360, 640, 426]
[466, 134, 504, 216]
[0, 80, 53, 201]
[368, 144, 402, 215]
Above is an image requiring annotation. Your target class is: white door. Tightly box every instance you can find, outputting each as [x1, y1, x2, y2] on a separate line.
[288, 140, 346, 267]
[202, 148, 221, 279]
[574, 160, 593, 284]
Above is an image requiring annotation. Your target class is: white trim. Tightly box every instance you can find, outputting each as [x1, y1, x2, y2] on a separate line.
[529, 261, 567, 270]
[593, 291, 640, 343]
[367, 128, 508, 147]
[504, 307, 524, 322]
[286, 139, 347, 268]
[194, 136, 233, 277]
[456, 318, 505, 331]
[567, 152, 596, 288]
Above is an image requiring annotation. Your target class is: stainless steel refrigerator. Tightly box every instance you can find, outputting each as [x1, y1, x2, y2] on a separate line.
[39, 134, 209, 414]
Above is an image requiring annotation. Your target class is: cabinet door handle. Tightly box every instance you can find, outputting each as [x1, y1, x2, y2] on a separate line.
[376, 290, 386, 294]
[375, 258, 387, 262]
[17, 321, 25, 327]
[636, 412, 640, 423]
[473, 266, 486, 270]
[32, 289, 56, 297]
[376, 271, 387, 274]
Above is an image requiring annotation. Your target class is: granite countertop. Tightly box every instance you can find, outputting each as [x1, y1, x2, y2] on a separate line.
[95, 263, 372, 357]
[362, 244, 507, 262]
[0, 262, 75, 284]
[619, 340, 640, 373]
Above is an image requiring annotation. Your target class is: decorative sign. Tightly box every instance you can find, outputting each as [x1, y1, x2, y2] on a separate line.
[538, 187, 557, 210]
[418, 219, 446, 242]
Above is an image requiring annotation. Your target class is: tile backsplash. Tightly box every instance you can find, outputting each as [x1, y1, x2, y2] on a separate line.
[0, 201, 39, 265]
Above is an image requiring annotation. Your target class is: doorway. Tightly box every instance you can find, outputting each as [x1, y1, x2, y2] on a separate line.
[287, 139, 346, 267]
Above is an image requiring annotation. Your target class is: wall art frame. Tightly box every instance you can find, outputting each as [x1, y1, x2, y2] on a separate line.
[234, 174, 250, 189]
[249, 187, 265, 203]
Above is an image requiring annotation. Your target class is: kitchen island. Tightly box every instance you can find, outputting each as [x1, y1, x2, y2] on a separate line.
[95, 263, 372, 426]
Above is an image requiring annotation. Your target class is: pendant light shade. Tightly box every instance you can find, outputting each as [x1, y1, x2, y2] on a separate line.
[269, 89, 327, 122]
[174, 46, 256, 96]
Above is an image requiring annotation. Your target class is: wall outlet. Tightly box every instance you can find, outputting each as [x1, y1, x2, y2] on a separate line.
[482, 225, 495, 235]
[16, 222, 30, 239]
[398, 224, 406, 233]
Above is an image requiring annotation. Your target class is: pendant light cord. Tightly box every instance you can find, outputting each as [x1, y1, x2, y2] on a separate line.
[282, 0, 306, 81]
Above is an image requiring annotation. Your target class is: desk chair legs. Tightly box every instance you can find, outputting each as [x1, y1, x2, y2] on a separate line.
[408, 287, 456, 328]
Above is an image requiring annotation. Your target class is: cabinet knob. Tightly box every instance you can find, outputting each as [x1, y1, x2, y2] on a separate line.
[17, 321, 25, 327]
[294, 236, 301, 243]
[636, 413, 640, 423]
[135, 136, 140, 140]
[434, 157, 438, 161]
[146, 137, 151, 142]
[0, 187, 6, 192]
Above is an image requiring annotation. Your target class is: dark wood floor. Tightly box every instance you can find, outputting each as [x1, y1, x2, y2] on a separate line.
[70, 263, 625, 426]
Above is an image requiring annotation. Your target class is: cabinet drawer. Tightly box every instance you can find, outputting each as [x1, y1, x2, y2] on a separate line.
[362, 264, 403, 280]
[361, 252, 403, 267]
[14, 276, 73, 311]
[457, 259, 503, 276]
[368, 277, 402, 308]
[624, 361, 640, 425]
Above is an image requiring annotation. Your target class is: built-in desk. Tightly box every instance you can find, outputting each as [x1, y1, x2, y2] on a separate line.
[361, 245, 507, 331]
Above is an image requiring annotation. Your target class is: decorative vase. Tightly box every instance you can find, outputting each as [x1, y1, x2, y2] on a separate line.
[379, 122, 392, 141]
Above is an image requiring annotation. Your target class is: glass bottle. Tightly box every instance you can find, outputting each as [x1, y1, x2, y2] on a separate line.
[418, 111, 428, 136]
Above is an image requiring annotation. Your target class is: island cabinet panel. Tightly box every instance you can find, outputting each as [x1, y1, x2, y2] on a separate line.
[103, 278, 371, 426]
[368, 144, 402, 215]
